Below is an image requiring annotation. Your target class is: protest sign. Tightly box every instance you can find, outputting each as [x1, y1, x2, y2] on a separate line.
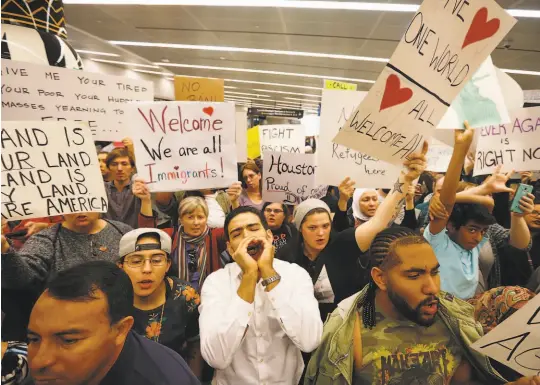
[247, 126, 261, 159]
[473, 107, 540, 176]
[471, 294, 540, 377]
[318, 89, 400, 188]
[262, 151, 327, 205]
[1, 121, 108, 220]
[127, 102, 237, 192]
[260, 124, 306, 154]
[174, 76, 224, 102]
[426, 138, 454, 172]
[1, 59, 153, 141]
[236, 108, 248, 162]
[437, 56, 510, 129]
[324, 79, 357, 91]
[332, 0, 516, 166]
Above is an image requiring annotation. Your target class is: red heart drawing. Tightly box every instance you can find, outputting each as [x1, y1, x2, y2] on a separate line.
[379, 74, 413, 112]
[174, 166, 179, 170]
[203, 106, 214, 116]
[462, 7, 500, 49]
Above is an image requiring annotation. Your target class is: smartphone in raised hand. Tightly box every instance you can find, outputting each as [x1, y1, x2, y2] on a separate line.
[510, 183, 534, 214]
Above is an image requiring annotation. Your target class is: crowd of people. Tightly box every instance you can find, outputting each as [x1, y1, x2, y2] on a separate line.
[2, 123, 540, 385]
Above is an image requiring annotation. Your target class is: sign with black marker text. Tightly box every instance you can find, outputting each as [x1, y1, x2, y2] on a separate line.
[260, 124, 305, 154]
[473, 107, 540, 176]
[262, 151, 327, 205]
[318, 89, 400, 188]
[471, 294, 540, 377]
[128, 102, 238, 192]
[332, 0, 516, 165]
[1, 121, 108, 220]
[1, 59, 154, 141]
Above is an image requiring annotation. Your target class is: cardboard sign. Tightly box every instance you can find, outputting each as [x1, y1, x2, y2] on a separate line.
[1, 121, 108, 220]
[317, 89, 400, 188]
[127, 102, 237, 192]
[324, 79, 357, 91]
[471, 294, 540, 377]
[438, 56, 510, 129]
[473, 107, 540, 176]
[247, 126, 261, 159]
[260, 124, 306, 154]
[426, 138, 454, 172]
[1, 59, 154, 141]
[174, 76, 224, 102]
[236, 108, 248, 162]
[332, 0, 516, 166]
[262, 151, 327, 205]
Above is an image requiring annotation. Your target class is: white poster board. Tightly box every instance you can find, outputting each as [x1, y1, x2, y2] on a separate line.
[262, 151, 327, 205]
[318, 89, 400, 188]
[235, 107, 248, 162]
[127, 102, 238, 192]
[1, 59, 154, 141]
[437, 56, 510, 129]
[471, 294, 540, 377]
[332, 0, 516, 165]
[259, 124, 306, 154]
[473, 107, 540, 176]
[426, 138, 454, 172]
[1, 121, 108, 220]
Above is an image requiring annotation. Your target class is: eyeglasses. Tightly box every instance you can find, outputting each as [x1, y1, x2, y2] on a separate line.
[124, 255, 167, 268]
[264, 208, 284, 214]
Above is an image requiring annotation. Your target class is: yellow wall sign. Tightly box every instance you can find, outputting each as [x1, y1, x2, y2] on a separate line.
[324, 79, 357, 91]
[174, 76, 224, 101]
[247, 126, 261, 159]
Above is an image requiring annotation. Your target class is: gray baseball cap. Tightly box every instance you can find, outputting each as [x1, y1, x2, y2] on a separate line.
[118, 228, 172, 258]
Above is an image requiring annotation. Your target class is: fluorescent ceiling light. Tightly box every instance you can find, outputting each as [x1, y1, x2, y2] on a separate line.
[133, 69, 173, 76]
[62, 0, 540, 18]
[224, 86, 237, 89]
[284, 97, 322, 103]
[225, 79, 321, 90]
[158, 62, 375, 83]
[252, 88, 321, 98]
[501, 68, 540, 76]
[91, 58, 160, 69]
[77, 49, 119, 57]
[225, 91, 271, 98]
[111, 41, 388, 63]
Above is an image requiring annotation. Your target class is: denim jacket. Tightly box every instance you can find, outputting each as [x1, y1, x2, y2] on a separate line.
[304, 287, 507, 385]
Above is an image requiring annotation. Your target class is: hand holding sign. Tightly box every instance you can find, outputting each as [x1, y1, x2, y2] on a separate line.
[132, 177, 151, 202]
[227, 182, 243, 205]
[403, 140, 429, 183]
[510, 376, 540, 385]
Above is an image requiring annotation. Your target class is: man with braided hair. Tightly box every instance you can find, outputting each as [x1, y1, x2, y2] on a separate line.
[304, 227, 540, 385]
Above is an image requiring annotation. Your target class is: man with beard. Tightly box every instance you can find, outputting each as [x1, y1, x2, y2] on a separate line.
[304, 227, 540, 385]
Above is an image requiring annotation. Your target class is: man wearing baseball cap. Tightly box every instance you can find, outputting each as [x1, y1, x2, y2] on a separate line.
[117, 228, 203, 380]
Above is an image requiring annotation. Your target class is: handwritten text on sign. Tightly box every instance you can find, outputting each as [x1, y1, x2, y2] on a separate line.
[262, 151, 327, 205]
[128, 102, 238, 192]
[317, 89, 400, 188]
[471, 294, 540, 377]
[1, 121, 108, 220]
[473, 106, 540, 176]
[174, 76, 224, 102]
[332, 0, 516, 165]
[426, 138, 454, 172]
[260, 124, 306, 154]
[1, 59, 154, 141]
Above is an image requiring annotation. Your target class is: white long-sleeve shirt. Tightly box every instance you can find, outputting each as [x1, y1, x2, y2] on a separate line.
[199, 259, 323, 385]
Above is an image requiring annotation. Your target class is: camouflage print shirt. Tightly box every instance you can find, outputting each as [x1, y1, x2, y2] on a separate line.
[354, 309, 462, 385]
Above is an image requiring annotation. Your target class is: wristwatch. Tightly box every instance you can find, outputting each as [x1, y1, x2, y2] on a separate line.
[261, 273, 281, 287]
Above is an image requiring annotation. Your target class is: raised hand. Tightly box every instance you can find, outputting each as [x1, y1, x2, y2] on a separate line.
[232, 236, 260, 275]
[227, 182, 243, 203]
[454, 121, 475, 149]
[520, 171, 533, 184]
[132, 177, 151, 202]
[428, 193, 449, 221]
[402, 141, 428, 183]
[338, 177, 356, 206]
[257, 235, 276, 274]
[482, 165, 514, 194]
[24, 222, 50, 237]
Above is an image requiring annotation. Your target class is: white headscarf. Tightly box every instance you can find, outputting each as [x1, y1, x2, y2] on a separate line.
[352, 188, 382, 222]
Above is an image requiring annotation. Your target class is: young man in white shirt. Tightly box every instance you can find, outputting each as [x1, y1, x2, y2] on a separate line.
[199, 206, 323, 385]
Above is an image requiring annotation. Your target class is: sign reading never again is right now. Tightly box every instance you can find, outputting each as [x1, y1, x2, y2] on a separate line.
[473, 106, 540, 176]
[1, 121, 108, 220]
[332, 0, 516, 166]
[127, 102, 238, 192]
